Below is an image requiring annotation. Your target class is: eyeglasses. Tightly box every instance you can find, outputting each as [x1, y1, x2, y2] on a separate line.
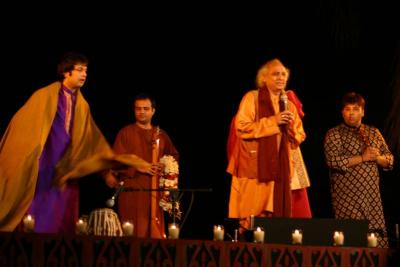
[73, 66, 88, 72]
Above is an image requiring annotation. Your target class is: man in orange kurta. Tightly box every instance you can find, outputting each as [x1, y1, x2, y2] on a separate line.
[104, 93, 179, 238]
[227, 59, 311, 229]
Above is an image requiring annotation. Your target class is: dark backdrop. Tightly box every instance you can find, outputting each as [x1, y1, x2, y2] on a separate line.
[1, 2, 399, 241]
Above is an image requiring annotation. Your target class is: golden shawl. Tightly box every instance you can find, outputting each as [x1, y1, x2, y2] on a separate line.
[0, 82, 149, 231]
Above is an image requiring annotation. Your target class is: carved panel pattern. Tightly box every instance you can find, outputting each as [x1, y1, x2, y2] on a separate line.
[0, 233, 392, 267]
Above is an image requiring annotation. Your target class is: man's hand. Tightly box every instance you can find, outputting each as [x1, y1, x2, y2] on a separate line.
[138, 163, 162, 176]
[276, 111, 294, 125]
[362, 146, 380, 162]
[104, 171, 119, 188]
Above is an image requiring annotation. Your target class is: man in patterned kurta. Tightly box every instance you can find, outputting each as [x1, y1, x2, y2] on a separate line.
[324, 92, 393, 248]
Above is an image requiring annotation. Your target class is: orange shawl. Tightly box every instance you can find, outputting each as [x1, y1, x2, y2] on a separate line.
[0, 82, 114, 231]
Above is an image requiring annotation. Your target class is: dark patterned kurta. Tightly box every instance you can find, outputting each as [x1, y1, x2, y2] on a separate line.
[324, 123, 393, 248]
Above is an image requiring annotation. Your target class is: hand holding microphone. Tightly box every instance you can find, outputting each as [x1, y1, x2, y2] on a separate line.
[278, 111, 294, 125]
[278, 90, 294, 125]
[279, 90, 288, 111]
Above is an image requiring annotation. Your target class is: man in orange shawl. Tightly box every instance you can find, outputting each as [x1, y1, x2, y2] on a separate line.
[0, 52, 153, 233]
[227, 59, 311, 229]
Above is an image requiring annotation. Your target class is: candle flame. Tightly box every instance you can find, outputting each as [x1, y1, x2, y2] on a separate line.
[334, 231, 339, 237]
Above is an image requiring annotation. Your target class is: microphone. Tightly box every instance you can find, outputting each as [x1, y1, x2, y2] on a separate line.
[106, 181, 125, 208]
[279, 90, 288, 111]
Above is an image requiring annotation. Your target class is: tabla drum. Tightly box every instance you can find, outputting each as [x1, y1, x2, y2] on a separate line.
[87, 208, 123, 236]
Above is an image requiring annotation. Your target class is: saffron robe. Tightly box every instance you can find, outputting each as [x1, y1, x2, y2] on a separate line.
[227, 90, 311, 226]
[113, 124, 179, 238]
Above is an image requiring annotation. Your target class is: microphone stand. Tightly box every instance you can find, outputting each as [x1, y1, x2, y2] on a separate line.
[105, 181, 125, 208]
[169, 189, 179, 224]
[120, 187, 212, 230]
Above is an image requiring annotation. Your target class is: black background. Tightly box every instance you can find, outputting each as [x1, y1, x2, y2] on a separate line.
[1, 2, 399, 241]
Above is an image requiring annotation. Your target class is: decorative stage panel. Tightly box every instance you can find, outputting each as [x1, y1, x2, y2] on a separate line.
[0, 232, 397, 266]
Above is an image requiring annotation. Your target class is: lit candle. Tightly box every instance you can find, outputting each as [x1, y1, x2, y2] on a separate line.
[213, 225, 224, 241]
[75, 219, 88, 235]
[292, 229, 303, 245]
[122, 221, 134, 236]
[168, 223, 180, 239]
[23, 214, 35, 232]
[367, 233, 378, 248]
[333, 231, 344, 246]
[253, 227, 265, 243]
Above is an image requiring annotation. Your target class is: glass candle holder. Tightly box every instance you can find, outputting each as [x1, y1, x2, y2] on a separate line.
[23, 214, 35, 233]
[122, 221, 134, 236]
[333, 231, 344, 246]
[253, 226, 265, 243]
[249, 215, 255, 230]
[367, 233, 378, 248]
[75, 217, 88, 235]
[168, 223, 180, 239]
[292, 229, 303, 245]
[213, 225, 224, 241]
[232, 229, 238, 242]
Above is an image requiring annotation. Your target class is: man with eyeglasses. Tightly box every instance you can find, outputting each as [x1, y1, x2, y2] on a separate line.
[0, 51, 152, 233]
